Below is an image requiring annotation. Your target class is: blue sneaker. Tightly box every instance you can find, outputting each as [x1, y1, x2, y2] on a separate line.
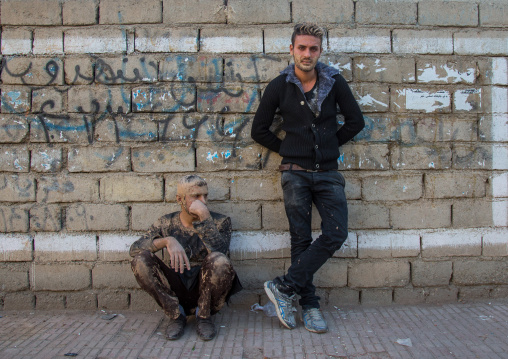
[302, 307, 328, 333]
[264, 280, 296, 329]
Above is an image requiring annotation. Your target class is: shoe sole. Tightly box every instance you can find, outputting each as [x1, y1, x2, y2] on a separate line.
[301, 313, 328, 334]
[264, 281, 295, 330]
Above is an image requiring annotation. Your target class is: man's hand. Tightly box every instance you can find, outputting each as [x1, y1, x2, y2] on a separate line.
[159, 237, 191, 273]
[188, 199, 211, 221]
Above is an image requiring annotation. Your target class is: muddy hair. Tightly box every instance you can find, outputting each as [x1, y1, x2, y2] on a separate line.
[291, 23, 324, 46]
[178, 175, 207, 189]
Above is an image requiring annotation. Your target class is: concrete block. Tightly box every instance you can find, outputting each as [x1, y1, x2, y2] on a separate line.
[3, 292, 35, 310]
[63, 0, 98, 25]
[454, 260, 508, 285]
[491, 286, 508, 299]
[165, 173, 230, 202]
[0, 265, 29, 291]
[1, 0, 61, 25]
[230, 174, 282, 201]
[32, 88, 64, 113]
[196, 144, 263, 172]
[264, 27, 293, 54]
[480, 3, 508, 27]
[224, 57, 285, 83]
[320, 55, 353, 82]
[100, 175, 163, 202]
[200, 28, 263, 53]
[221, 115, 255, 144]
[355, 115, 401, 143]
[478, 57, 508, 86]
[490, 172, 508, 199]
[95, 116, 157, 142]
[129, 290, 160, 311]
[135, 27, 198, 52]
[314, 259, 348, 288]
[393, 30, 453, 54]
[35, 292, 66, 310]
[329, 29, 391, 54]
[452, 144, 492, 170]
[68, 86, 130, 113]
[208, 202, 261, 231]
[29, 205, 62, 232]
[157, 113, 199, 141]
[230, 231, 289, 260]
[483, 229, 508, 257]
[30, 147, 62, 173]
[392, 202, 452, 230]
[98, 290, 129, 309]
[349, 260, 410, 288]
[492, 200, 508, 227]
[356, 0, 416, 25]
[197, 84, 260, 113]
[163, 0, 226, 23]
[66, 291, 98, 310]
[479, 115, 508, 143]
[412, 261, 452, 287]
[348, 201, 390, 230]
[99, 0, 161, 24]
[1, 28, 32, 55]
[0, 234, 33, 261]
[228, 289, 261, 309]
[415, 116, 477, 142]
[392, 87, 451, 113]
[132, 145, 195, 172]
[358, 231, 420, 258]
[0, 174, 35, 202]
[232, 259, 284, 290]
[328, 288, 360, 306]
[64, 28, 127, 54]
[99, 234, 139, 261]
[454, 88, 482, 113]
[0, 206, 29, 232]
[0, 146, 29, 172]
[261, 147, 283, 171]
[261, 202, 289, 231]
[131, 203, 180, 231]
[95, 56, 158, 84]
[33, 28, 63, 55]
[362, 175, 422, 202]
[338, 144, 390, 171]
[459, 286, 491, 301]
[227, 0, 290, 24]
[292, 0, 353, 24]
[132, 85, 196, 112]
[454, 30, 508, 56]
[425, 287, 458, 304]
[37, 176, 99, 203]
[93, 263, 138, 289]
[417, 59, 476, 84]
[425, 172, 486, 199]
[160, 55, 222, 83]
[30, 115, 93, 143]
[422, 229, 482, 257]
[32, 264, 91, 291]
[453, 200, 493, 228]
[333, 233, 358, 258]
[68, 146, 131, 172]
[350, 83, 389, 113]
[391, 145, 452, 170]
[66, 204, 129, 231]
[361, 289, 393, 306]
[393, 288, 425, 305]
[34, 233, 96, 262]
[343, 173, 361, 200]
[419, 1, 478, 27]
[65, 57, 95, 85]
[0, 115, 29, 143]
[1, 87, 31, 114]
[355, 56, 415, 83]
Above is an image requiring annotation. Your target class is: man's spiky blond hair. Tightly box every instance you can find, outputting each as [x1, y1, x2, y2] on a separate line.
[176, 175, 207, 196]
[291, 23, 325, 46]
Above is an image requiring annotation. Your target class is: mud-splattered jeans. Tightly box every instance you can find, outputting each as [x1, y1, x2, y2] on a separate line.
[279, 170, 348, 308]
[131, 251, 236, 320]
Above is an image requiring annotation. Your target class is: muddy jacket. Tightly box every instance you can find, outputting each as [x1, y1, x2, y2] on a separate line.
[129, 212, 232, 267]
[251, 62, 365, 171]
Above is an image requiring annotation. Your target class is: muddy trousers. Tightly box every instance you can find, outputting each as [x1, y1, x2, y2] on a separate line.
[131, 251, 235, 320]
[279, 170, 349, 309]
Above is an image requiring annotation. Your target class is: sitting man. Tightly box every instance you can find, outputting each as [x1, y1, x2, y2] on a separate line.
[129, 174, 242, 341]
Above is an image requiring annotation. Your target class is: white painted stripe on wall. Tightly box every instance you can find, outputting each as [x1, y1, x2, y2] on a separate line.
[99, 234, 139, 253]
[200, 37, 262, 53]
[0, 234, 31, 252]
[34, 233, 96, 253]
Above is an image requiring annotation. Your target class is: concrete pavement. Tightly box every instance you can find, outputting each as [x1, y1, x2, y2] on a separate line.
[1, 300, 507, 359]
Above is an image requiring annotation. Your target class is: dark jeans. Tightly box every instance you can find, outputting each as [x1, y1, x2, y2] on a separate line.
[278, 170, 348, 308]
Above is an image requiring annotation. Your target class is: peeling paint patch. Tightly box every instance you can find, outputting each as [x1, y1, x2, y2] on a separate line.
[405, 89, 450, 112]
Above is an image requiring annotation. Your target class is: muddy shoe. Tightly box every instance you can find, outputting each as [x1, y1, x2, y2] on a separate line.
[165, 314, 186, 340]
[196, 316, 216, 341]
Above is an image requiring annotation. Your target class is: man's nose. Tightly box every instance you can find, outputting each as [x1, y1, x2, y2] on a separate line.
[198, 195, 207, 203]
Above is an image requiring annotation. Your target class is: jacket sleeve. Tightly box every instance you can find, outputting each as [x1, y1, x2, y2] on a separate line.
[193, 215, 232, 255]
[129, 219, 164, 257]
[334, 75, 365, 146]
[251, 78, 282, 153]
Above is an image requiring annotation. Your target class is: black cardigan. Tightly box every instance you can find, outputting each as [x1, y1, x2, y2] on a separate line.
[251, 67, 365, 171]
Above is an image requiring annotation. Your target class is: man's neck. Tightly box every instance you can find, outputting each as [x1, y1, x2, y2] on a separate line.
[179, 211, 195, 229]
[294, 66, 317, 86]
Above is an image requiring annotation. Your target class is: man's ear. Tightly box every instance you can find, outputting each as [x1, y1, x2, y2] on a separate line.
[176, 194, 183, 204]
[289, 43, 294, 55]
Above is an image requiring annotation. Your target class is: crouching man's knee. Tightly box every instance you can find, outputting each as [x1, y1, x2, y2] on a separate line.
[131, 250, 156, 279]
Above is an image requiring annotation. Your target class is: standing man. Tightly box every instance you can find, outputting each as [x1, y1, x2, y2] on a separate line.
[251, 23, 364, 333]
[130, 175, 242, 341]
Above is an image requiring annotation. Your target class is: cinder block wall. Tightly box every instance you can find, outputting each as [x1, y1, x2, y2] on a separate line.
[0, 0, 507, 310]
